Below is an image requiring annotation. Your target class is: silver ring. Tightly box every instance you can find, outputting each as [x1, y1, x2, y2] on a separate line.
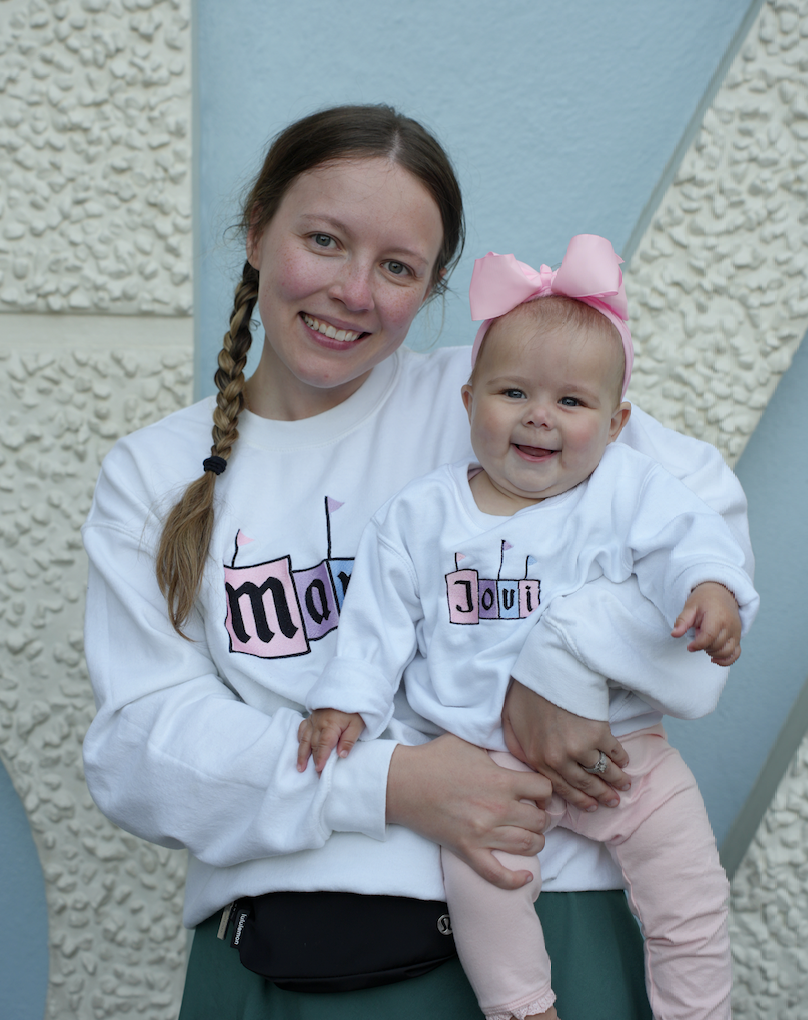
[582, 751, 609, 775]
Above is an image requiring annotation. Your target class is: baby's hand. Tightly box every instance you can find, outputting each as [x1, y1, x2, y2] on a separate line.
[297, 709, 366, 774]
[671, 581, 742, 666]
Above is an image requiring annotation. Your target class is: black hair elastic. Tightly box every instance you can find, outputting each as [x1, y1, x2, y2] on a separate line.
[202, 456, 228, 476]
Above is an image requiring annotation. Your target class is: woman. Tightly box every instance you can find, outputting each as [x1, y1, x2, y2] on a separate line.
[82, 105, 745, 1018]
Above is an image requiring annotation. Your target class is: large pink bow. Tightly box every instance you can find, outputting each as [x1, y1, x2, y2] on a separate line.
[469, 234, 633, 398]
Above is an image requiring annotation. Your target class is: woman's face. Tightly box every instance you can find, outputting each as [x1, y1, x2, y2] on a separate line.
[246, 157, 445, 420]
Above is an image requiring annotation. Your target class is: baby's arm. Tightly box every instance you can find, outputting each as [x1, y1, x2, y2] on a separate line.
[297, 710, 366, 773]
[619, 456, 759, 637]
[672, 581, 742, 666]
[305, 507, 423, 742]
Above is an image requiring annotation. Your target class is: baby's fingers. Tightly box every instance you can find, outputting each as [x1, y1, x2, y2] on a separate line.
[336, 717, 365, 759]
[311, 724, 341, 773]
[671, 605, 698, 639]
[686, 622, 722, 653]
[709, 636, 741, 667]
[297, 721, 314, 773]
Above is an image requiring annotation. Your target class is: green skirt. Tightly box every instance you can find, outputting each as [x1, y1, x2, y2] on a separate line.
[179, 890, 651, 1019]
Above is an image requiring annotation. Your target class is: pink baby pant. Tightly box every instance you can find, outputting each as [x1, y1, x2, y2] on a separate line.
[441, 727, 730, 1020]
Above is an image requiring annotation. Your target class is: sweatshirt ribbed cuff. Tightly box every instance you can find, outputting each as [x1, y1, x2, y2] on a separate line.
[321, 737, 397, 842]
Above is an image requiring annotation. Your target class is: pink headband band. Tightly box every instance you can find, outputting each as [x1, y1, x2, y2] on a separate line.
[469, 234, 633, 399]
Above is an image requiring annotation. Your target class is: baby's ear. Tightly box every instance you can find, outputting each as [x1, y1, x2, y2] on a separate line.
[608, 402, 632, 442]
[461, 383, 474, 420]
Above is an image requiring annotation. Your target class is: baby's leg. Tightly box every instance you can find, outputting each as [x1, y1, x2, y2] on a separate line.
[441, 751, 557, 1020]
[567, 727, 730, 1020]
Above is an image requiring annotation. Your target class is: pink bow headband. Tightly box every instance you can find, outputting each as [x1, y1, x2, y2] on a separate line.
[469, 234, 633, 399]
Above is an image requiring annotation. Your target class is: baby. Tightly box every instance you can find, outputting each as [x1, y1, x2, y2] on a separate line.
[298, 235, 758, 1020]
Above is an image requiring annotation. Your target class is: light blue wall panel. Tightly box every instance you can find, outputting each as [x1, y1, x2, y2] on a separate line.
[0, 761, 49, 1020]
[195, 0, 750, 390]
[666, 328, 808, 846]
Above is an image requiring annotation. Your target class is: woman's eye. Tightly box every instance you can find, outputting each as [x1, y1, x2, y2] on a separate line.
[383, 260, 410, 276]
[312, 233, 335, 248]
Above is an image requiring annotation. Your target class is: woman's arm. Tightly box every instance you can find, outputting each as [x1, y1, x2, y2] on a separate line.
[82, 465, 403, 866]
[618, 405, 754, 576]
[386, 734, 550, 889]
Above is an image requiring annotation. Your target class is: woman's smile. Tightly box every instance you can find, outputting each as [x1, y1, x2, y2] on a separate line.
[301, 313, 367, 344]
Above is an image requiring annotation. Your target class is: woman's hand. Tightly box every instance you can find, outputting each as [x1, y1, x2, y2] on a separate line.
[502, 681, 630, 812]
[386, 734, 550, 890]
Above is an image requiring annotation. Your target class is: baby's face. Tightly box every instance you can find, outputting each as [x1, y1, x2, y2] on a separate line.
[461, 312, 630, 512]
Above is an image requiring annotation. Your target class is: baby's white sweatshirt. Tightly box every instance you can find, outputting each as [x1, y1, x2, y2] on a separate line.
[307, 445, 758, 749]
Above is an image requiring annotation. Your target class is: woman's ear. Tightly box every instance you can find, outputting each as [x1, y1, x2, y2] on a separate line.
[246, 212, 264, 270]
[246, 229, 261, 271]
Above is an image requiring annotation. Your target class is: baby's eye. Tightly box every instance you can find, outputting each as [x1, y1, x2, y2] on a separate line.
[559, 396, 580, 407]
[503, 388, 525, 399]
[383, 260, 410, 277]
[312, 233, 336, 249]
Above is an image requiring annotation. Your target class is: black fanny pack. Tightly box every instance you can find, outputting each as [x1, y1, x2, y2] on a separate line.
[220, 891, 456, 993]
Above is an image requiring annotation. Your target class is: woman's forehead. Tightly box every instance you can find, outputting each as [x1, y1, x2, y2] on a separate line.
[276, 157, 444, 252]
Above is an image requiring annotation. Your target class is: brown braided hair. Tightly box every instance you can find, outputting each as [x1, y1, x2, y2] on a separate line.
[156, 105, 465, 634]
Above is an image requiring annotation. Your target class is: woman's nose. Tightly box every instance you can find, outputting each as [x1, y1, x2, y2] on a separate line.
[329, 260, 374, 312]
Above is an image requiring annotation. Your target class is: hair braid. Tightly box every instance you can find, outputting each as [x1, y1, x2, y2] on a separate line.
[212, 261, 259, 458]
[155, 261, 259, 635]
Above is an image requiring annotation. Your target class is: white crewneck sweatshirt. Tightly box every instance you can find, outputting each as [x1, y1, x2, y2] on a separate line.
[82, 345, 754, 925]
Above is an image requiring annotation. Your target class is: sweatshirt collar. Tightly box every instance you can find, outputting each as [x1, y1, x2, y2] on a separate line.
[234, 351, 400, 452]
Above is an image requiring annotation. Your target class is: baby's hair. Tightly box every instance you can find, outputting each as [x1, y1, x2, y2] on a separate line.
[474, 296, 626, 404]
[156, 104, 465, 635]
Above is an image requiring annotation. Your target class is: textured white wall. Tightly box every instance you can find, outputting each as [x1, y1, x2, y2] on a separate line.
[731, 740, 808, 1014]
[625, 1, 808, 467]
[0, 0, 193, 1016]
[0, 316, 192, 1019]
[0, 0, 192, 315]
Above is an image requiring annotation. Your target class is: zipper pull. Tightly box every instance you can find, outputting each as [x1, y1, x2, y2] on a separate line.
[216, 901, 237, 941]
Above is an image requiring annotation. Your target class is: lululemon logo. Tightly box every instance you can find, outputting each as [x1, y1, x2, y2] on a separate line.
[437, 914, 452, 936]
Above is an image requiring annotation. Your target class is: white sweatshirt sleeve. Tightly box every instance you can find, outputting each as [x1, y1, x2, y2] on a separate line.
[306, 523, 422, 740]
[512, 576, 730, 721]
[618, 405, 754, 578]
[513, 419, 758, 721]
[620, 462, 759, 633]
[82, 479, 394, 867]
